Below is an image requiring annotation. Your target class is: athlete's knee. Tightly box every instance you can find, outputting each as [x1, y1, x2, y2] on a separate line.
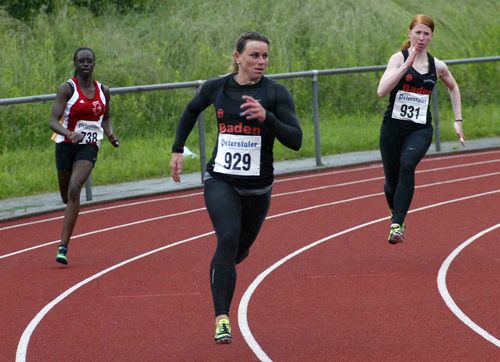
[235, 248, 249, 264]
[219, 228, 239, 244]
[67, 183, 83, 202]
[400, 162, 417, 176]
[384, 181, 395, 195]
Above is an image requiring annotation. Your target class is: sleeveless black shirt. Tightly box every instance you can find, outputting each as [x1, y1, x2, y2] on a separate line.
[383, 50, 438, 129]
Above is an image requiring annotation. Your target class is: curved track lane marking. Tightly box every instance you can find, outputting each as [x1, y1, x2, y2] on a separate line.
[15, 231, 215, 362]
[238, 189, 500, 362]
[437, 223, 500, 347]
[0, 207, 206, 260]
[0, 192, 203, 231]
[2, 152, 498, 231]
[15, 185, 500, 360]
[2, 171, 499, 261]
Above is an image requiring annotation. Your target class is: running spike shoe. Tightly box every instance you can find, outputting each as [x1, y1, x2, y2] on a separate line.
[214, 318, 232, 344]
[388, 224, 404, 244]
[56, 245, 68, 265]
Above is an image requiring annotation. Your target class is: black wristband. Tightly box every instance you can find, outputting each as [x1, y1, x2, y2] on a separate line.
[172, 145, 184, 153]
[455, 119, 463, 122]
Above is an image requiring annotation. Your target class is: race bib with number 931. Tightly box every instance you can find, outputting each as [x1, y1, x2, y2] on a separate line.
[214, 133, 261, 176]
[392, 90, 429, 124]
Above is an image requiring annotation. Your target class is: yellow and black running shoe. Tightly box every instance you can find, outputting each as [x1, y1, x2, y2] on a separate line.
[388, 224, 404, 244]
[214, 318, 232, 344]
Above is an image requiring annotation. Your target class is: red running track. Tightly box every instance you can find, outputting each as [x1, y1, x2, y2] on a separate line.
[1, 149, 499, 361]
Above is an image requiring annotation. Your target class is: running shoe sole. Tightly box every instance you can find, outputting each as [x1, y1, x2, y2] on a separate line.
[56, 255, 68, 264]
[388, 233, 404, 244]
[215, 336, 232, 344]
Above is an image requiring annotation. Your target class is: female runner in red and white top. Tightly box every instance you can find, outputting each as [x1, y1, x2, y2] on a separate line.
[49, 47, 119, 265]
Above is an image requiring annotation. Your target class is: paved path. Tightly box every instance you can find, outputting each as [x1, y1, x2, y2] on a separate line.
[1, 137, 498, 221]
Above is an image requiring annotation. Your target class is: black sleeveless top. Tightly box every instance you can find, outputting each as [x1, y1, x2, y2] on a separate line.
[383, 50, 437, 128]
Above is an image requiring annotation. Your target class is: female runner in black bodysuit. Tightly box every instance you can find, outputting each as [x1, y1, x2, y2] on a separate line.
[170, 31, 302, 344]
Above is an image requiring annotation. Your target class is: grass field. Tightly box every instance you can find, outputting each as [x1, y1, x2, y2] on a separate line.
[1, 0, 499, 198]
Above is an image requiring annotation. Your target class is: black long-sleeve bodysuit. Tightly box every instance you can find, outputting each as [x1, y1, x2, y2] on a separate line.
[172, 74, 302, 316]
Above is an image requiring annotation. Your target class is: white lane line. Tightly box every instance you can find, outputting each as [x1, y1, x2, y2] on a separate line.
[10, 151, 500, 361]
[2, 151, 498, 231]
[2, 171, 500, 261]
[16, 184, 500, 362]
[15, 231, 214, 362]
[422, 149, 500, 163]
[238, 190, 500, 362]
[0, 192, 204, 231]
[277, 149, 500, 183]
[0, 207, 206, 260]
[437, 223, 500, 347]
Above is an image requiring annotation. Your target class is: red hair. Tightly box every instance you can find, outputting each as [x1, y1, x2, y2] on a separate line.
[401, 14, 435, 50]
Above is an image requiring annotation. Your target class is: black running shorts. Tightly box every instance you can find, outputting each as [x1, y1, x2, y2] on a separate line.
[55, 142, 99, 172]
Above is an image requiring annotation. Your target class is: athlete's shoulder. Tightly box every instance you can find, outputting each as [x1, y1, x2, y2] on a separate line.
[432, 55, 445, 66]
[203, 74, 231, 88]
[262, 76, 280, 87]
[56, 79, 74, 99]
[100, 83, 111, 99]
[432, 56, 449, 77]
[264, 77, 292, 99]
[391, 51, 406, 62]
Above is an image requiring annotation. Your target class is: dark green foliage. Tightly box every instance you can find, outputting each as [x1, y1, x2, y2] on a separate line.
[1, 0, 54, 21]
[1, 0, 151, 21]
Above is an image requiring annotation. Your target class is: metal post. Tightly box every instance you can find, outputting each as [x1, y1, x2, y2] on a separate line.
[195, 82, 206, 182]
[311, 71, 322, 166]
[432, 86, 441, 152]
[84, 174, 93, 201]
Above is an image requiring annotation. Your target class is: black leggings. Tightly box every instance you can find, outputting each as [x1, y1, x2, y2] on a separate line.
[204, 177, 271, 317]
[379, 123, 432, 225]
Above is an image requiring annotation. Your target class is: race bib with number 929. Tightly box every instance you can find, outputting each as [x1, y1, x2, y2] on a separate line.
[214, 133, 261, 176]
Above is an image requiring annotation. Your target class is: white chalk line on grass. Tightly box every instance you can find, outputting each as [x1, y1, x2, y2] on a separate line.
[238, 189, 500, 362]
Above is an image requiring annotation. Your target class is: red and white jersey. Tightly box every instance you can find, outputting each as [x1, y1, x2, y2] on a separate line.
[52, 77, 107, 146]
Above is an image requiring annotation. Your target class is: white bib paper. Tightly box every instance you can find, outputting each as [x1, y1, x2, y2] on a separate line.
[392, 90, 429, 124]
[214, 133, 261, 176]
[75, 120, 103, 144]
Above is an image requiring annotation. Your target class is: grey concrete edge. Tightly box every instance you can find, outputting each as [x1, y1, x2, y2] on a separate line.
[1, 137, 498, 222]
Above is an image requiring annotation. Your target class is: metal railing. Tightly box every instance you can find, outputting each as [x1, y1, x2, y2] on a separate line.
[2, 55, 499, 200]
